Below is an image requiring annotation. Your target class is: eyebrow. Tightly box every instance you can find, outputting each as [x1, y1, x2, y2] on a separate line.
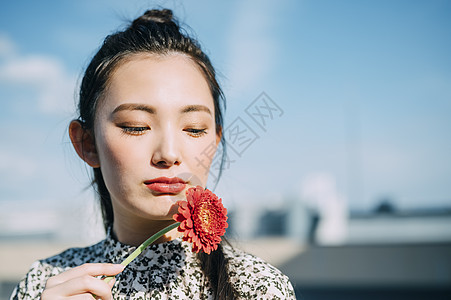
[112, 103, 155, 115]
[180, 105, 212, 115]
[111, 103, 212, 115]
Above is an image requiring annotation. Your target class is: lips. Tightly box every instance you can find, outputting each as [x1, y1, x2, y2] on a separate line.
[145, 177, 186, 194]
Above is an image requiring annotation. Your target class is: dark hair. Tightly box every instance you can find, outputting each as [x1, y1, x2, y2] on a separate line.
[76, 9, 235, 299]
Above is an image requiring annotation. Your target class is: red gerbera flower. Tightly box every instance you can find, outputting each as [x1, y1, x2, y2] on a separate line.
[173, 186, 228, 254]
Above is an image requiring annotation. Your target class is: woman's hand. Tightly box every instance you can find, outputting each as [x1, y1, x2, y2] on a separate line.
[41, 263, 124, 299]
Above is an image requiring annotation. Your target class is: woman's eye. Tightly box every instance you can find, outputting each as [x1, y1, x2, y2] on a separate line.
[121, 126, 150, 136]
[185, 128, 207, 137]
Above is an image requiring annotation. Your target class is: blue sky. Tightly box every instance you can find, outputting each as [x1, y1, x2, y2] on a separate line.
[0, 0, 450, 215]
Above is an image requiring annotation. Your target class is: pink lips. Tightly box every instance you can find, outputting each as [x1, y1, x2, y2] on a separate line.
[145, 177, 186, 194]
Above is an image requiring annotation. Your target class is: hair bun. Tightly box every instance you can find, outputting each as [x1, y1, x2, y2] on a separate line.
[132, 9, 175, 27]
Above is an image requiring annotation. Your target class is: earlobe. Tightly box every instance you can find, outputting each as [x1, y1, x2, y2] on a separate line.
[69, 120, 100, 168]
[216, 127, 222, 147]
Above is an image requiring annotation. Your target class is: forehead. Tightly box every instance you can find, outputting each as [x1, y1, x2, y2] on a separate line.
[98, 53, 214, 113]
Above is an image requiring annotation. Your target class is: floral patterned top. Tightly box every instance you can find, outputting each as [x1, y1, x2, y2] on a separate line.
[11, 232, 296, 299]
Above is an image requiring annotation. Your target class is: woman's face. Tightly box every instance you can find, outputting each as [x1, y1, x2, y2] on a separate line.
[93, 54, 219, 222]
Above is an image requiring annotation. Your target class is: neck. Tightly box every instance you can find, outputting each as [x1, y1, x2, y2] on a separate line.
[112, 217, 182, 246]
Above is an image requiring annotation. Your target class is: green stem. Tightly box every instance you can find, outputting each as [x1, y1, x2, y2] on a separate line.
[103, 222, 181, 283]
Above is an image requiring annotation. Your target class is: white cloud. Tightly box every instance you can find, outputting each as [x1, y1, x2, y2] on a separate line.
[0, 149, 38, 179]
[0, 37, 77, 115]
[225, 0, 279, 96]
[0, 33, 16, 57]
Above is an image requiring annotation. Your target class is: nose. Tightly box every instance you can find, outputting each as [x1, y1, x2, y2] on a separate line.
[151, 129, 181, 168]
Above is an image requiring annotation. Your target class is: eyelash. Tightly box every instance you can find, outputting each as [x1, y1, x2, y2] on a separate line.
[121, 126, 150, 136]
[185, 128, 207, 137]
[119, 126, 207, 137]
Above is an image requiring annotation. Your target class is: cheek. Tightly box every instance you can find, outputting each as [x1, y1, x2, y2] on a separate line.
[96, 133, 139, 179]
[185, 136, 219, 184]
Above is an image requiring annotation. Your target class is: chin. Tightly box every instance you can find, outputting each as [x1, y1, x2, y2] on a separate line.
[144, 198, 180, 219]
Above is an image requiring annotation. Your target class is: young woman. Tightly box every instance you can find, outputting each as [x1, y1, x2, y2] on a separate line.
[11, 9, 296, 300]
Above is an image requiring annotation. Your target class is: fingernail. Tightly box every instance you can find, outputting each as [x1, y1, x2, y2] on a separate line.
[115, 264, 125, 271]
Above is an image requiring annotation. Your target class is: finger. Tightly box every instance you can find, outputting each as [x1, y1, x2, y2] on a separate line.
[43, 293, 96, 300]
[66, 275, 114, 300]
[44, 275, 114, 300]
[107, 277, 117, 289]
[67, 295, 98, 300]
[46, 263, 124, 288]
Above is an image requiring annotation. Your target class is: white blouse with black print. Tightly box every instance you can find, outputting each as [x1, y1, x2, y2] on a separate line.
[11, 231, 296, 299]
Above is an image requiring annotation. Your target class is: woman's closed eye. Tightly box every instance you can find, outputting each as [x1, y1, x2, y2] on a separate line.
[185, 128, 207, 137]
[120, 126, 150, 136]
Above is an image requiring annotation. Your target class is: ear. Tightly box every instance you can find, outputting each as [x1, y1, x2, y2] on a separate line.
[215, 126, 222, 147]
[69, 120, 100, 168]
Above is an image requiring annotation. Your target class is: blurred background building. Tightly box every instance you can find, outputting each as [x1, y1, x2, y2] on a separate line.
[1, 187, 450, 299]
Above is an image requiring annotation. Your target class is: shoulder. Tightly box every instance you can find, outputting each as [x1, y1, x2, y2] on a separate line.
[41, 240, 106, 269]
[10, 241, 105, 300]
[222, 244, 296, 299]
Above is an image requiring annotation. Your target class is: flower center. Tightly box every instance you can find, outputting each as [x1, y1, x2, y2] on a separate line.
[195, 202, 217, 234]
[201, 210, 210, 224]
